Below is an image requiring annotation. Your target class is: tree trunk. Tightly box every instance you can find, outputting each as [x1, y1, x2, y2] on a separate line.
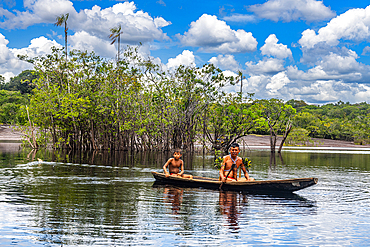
[278, 124, 292, 153]
[268, 119, 277, 153]
[270, 131, 277, 153]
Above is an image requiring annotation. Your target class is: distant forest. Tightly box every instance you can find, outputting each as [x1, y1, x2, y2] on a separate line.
[1, 47, 370, 152]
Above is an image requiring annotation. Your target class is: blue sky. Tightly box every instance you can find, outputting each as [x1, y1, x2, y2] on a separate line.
[1, 0, 370, 104]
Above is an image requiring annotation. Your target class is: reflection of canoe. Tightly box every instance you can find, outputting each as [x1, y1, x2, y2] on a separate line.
[151, 171, 318, 194]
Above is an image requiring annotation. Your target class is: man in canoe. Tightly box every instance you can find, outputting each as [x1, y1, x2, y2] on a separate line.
[163, 149, 193, 179]
[219, 143, 254, 182]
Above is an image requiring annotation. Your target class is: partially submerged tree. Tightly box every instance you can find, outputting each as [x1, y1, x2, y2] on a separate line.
[258, 99, 296, 153]
[19, 45, 298, 152]
[146, 63, 232, 151]
[205, 93, 260, 153]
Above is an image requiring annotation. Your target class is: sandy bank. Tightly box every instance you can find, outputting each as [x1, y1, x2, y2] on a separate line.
[242, 134, 370, 149]
[1, 125, 370, 150]
[0, 125, 22, 142]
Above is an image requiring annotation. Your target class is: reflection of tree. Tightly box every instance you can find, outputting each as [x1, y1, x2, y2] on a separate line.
[27, 149, 37, 161]
[278, 152, 284, 165]
[17, 168, 139, 244]
[219, 191, 247, 231]
[269, 153, 284, 167]
[270, 152, 276, 167]
[180, 151, 194, 171]
[163, 185, 183, 214]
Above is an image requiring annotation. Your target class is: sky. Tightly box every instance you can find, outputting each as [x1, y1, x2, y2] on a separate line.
[1, 0, 370, 104]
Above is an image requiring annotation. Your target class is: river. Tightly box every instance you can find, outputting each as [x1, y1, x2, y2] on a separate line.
[1, 144, 369, 246]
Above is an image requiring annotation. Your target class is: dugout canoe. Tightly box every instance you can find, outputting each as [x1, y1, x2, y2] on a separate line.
[151, 171, 318, 193]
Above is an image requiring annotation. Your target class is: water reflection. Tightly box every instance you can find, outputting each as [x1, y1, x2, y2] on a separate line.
[1, 146, 370, 246]
[219, 191, 247, 232]
[269, 153, 284, 166]
[163, 185, 183, 214]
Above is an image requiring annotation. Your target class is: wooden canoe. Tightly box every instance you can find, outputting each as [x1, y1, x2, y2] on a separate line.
[152, 171, 318, 194]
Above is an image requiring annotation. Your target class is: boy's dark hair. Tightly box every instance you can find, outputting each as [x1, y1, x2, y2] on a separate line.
[173, 148, 182, 154]
[230, 143, 239, 148]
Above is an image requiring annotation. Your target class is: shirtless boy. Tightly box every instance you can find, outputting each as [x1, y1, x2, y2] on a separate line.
[163, 149, 193, 179]
[219, 143, 254, 182]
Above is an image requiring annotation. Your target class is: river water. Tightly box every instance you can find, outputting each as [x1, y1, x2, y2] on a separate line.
[1, 144, 370, 246]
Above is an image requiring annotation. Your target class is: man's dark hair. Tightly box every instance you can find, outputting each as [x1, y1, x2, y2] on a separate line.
[230, 143, 239, 148]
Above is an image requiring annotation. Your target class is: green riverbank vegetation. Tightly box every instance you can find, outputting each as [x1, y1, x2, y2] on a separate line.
[1, 46, 370, 152]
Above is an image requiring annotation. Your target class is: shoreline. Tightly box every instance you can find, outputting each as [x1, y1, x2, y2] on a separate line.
[0, 125, 23, 142]
[240, 134, 370, 150]
[2, 125, 370, 151]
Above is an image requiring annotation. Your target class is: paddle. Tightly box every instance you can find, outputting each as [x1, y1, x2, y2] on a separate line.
[219, 162, 236, 190]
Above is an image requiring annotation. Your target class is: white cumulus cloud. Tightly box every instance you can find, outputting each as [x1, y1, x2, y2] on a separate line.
[246, 58, 285, 74]
[248, 0, 335, 22]
[69, 31, 116, 57]
[266, 71, 291, 93]
[167, 50, 195, 69]
[0, 1, 171, 45]
[14, 36, 62, 57]
[0, 0, 76, 29]
[260, 34, 292, 59]
[208, 55, 239, 71]
[292, 50, 368, 82]
[299, 5, 370, 48]
[177, 14, 257, 53]
[242, 46, 370, 103]
[75, 2, 170, 43]
[0, 33, 60, 81]
[223, 14, 256, 23]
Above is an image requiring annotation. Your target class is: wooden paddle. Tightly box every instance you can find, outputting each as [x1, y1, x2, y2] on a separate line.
[219, 163, 236, 190]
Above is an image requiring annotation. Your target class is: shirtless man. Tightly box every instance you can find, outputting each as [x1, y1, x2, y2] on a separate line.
[219, 143, 254, 182]
[163, 149, 193, 179]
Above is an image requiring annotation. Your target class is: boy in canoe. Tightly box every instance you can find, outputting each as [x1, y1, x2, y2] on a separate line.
[163, 149, 193, 179]
[219, 143, 254, 182]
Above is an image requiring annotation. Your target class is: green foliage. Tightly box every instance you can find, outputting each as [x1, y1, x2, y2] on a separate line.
[205, 92, 260, 152]
[254, 98, 296, 152]
[286, 99, 308, 111]
[258, 98, 296, 132]
[0, 70, 37, 94]
[213, 151, 252, 172]
[148, 63, 233, 150]
[0, 90, 29, 124]
[9, 44, 370, 150]
[214, 156, 224, 169]
[0, 75, 5, 89]
[18, 46, 239, 151]
[285, 128, 314, 146]
[289, 100, 370, 143]
[15, 105, 50, 149]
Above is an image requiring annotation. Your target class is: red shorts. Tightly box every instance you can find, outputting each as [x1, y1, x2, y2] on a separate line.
[219, 176, 236, 181]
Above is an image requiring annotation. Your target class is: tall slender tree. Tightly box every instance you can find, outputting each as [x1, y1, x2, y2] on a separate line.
[109, 24, 123, 62]
[238, 71, 243, 96]
[54, 13, 69, 60]
[0, 75, 5, 89]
